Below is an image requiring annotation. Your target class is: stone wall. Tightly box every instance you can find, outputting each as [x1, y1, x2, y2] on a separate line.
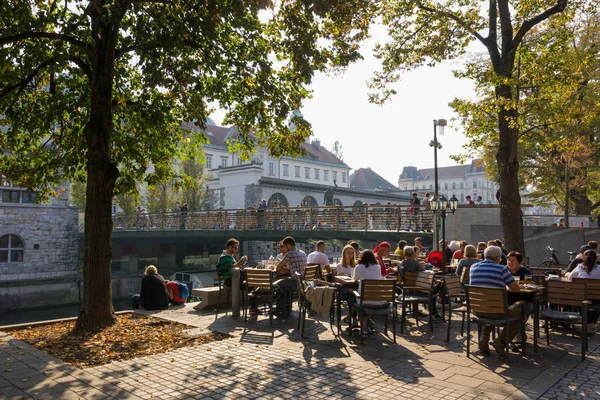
[0, 186, 80, 312]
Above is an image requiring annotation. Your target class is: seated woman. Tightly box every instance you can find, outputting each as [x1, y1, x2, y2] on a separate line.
[456, 244, 479, 279]
[132, 265, 169, 310]
[567, 250, 600, 333]
[352, 249, 385, 335]
[336, 244, 357, 324]
[506, 251, 537, 284]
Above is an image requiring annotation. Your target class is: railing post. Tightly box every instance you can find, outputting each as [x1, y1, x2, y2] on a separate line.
[232, 267, 240, 317]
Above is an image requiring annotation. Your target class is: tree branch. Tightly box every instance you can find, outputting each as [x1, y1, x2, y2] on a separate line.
[513, 0, 568, 48]
[415, 1, 488, 47]
[487, 0, 501, 67]
[0, 60, 55, 101]
[497, 0, 513, 57]
[66, 55, 92, 78]
[0, 31, 90, 51]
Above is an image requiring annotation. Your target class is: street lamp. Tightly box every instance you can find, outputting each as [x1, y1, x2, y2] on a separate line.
[430, 194, 458, 273]
[430, 119, 447, 243]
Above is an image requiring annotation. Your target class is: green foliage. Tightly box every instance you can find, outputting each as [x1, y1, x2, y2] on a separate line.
[0, 0, 374, 198]
[451, 4, 600, 213]
[69, 181, 86, 210]
[145, 181, 177, 215]
[330, 140, 344, 162]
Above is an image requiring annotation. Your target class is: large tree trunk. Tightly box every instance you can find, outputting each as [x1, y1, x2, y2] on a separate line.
[572, 186, 591, 216]
[496, 83, 525, 255]
[75, 28, 119, 330]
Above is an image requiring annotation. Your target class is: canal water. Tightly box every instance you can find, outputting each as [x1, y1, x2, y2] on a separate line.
[0, 299, 132, 326]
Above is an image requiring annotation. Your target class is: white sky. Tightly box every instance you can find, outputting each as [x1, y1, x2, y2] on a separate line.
[211, 26, 481, 187]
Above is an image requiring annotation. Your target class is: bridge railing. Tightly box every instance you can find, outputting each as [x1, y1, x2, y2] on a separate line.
[112, 205, 435, 232]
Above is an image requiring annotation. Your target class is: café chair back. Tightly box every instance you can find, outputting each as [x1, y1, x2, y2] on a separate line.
[465, 285, 525, 363]
[460, 266, 471, 285]
[442, 276, 467, 342]
[244, 269, 276, 325]
[535, 280, 590, 360]
[303, 265, 319, 281]
[399, 271, 435, 333]
[535, 280, 589, 358]
[352, 279, 397, 344]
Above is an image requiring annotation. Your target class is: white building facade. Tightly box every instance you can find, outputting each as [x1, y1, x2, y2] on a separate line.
[398, 160, 500, 204]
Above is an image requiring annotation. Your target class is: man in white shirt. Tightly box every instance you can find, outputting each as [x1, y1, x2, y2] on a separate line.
[307, 240, 330, 273]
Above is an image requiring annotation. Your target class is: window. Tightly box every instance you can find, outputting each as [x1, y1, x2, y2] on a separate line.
[282, 164, 289, 177]
[305, 167, 310, 179]
[444, 183, 448, 190]
[460, 182, 464, 189]
[460, 194, 465, 202]
[473, 180, 477, 188]
[294, 166, 301, 178]
[206, 154, 213, 169]
[315, 169, 320, 180]
[0, 234, 24, 263]
[2, 190, 20, 203]
[452, 183, 456, 190]
[21, 192, 37, 204]
[332, 171, 338, 182]
[268, 161, 275, 176]
[342, 172, 347, 183]
[324, 170, 329, 181]
[429, 184, 433, 189]
[221, 156, 228, 168]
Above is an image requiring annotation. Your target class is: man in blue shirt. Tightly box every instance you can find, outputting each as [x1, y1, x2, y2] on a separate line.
[470, 246, 527, 357]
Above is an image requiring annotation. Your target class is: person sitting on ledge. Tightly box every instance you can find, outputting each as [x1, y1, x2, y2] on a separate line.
[132, 265, 169, 310]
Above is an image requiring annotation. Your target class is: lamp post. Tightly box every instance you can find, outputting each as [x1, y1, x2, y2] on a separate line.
[430, 194, 458, 273]
[430, 119, 447, 246]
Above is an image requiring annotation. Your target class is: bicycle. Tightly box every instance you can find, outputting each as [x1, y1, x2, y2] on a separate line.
[534, 246, 561, 268]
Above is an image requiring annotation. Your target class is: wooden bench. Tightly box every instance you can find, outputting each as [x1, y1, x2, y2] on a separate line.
[192, 286, 230, 311]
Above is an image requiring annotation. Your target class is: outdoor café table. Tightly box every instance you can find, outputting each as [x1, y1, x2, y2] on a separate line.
[334, 275, 358, 335]
[507, 284, 544, 352]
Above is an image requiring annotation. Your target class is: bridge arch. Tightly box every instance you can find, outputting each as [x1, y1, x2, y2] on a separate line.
[301, 195, 318, 207]
[268, 193, 288, 208]
[333, 198, 343, 206]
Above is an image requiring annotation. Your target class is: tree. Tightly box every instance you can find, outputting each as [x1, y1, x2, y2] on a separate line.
[330, 140, 344, 161]
[179, 159, 209, 212]
[369, 0, 580, 253]
[145, 181, 177, 214]
[0, 1, 372, 329]
[452, 5, 600, 217]
[69, 181, 87, 210]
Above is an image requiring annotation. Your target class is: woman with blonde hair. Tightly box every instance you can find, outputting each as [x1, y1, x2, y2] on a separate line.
[132, 265, 169, 310]
[336, 245, 357, 277]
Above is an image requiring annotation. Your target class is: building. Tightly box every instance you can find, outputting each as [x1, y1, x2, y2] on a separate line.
[194, 122, 410, 209]
[350, 168, 399, 193]
[398, 160, 499, 204]
[0, 176, 80, 312]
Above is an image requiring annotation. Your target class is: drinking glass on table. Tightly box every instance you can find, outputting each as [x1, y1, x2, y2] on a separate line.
[525, 274, 533, 285]
[514, 276, 521, 285]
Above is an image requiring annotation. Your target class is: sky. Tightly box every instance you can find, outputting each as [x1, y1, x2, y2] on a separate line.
[211, 25, 481, 187]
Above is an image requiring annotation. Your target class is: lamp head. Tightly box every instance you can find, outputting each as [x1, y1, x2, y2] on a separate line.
[439, 195, 448, 210]
[449, 195, 459, 212]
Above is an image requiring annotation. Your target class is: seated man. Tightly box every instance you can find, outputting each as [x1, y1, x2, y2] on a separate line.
[132, 265, 169, 310]
[307, 240, 330, 275]
[275, 236, 307, 318]
[470, 246, 531, 357]
[217, 238, 248, 288]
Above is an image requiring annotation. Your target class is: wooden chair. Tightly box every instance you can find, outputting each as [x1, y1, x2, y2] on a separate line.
[399, 271, 435, 333]
[297, 279, 336, 338]
[352, 279, 397, 344]
[244, 269, 276, 325]
[441, 276, 467, 342]
[303, 265, 319, 281]
[465, 285, 525, 363]
[534, 280, 589, 360]
[573, 278, 600, 314]
[296, 265, 320, 335]
[460, 266, 471, 285]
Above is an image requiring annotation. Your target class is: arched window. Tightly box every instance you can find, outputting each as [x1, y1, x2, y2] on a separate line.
[333, 198, 343, 206]
[0, 234, 24, 263]
[301, 195, 318, 207]
[268, 193, 289, 208]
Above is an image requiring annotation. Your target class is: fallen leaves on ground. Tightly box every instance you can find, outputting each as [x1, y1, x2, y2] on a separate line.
[6, 314, 228, 368]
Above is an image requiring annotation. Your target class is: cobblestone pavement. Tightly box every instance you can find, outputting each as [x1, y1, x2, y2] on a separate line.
[1, 302, 599, 399]
[540, 348, 600, 400]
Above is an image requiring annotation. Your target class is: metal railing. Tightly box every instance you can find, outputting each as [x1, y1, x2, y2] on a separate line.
[112, 205, 434, 233]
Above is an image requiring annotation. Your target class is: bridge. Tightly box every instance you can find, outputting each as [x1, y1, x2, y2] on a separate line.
[111, 205, 435, 242]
